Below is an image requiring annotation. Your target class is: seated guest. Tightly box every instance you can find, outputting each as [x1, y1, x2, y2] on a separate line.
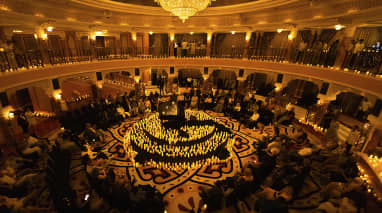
[15, 135, 42, 157]
[290, 127, 308, 144]
[277, 108, 295, 126]
[213, 97, 224, 113]
[326, 120, 339, 149]
[0, 166, 38, 197]
[247, 111, 260, 129]
[82, 123, 101, 143]
[144, 98, 151, 113]
[190, 95, 198, 109]
[116, 105, 130, 119]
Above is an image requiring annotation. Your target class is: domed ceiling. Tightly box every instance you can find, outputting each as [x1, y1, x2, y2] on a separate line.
[110, 0, 258, 7]
[0, 0, 382, 35]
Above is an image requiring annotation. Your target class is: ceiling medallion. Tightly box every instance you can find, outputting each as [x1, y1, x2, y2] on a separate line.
[154, 0, 215, 23]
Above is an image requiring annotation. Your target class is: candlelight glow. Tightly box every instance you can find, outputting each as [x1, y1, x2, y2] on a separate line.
[124, 110, 233, 171]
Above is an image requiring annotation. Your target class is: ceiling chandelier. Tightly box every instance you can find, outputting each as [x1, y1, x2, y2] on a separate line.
[154, 0, 215, 23]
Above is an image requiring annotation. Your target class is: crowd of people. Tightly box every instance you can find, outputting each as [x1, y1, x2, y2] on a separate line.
[200, 134, 364, 213]
[0, 80, 372, 213]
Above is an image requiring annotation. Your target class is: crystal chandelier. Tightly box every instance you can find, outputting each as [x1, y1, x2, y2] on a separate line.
[154, 0, 215, 23]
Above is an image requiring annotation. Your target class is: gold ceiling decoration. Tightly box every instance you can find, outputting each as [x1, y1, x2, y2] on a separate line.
[154, 0, 216, 23]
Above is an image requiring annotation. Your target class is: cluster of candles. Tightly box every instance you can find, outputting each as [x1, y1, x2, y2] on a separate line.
[124, 110, 234, 170]
[142, 112, 216, 143]
[32, 111, 55, 118]
[358, 155, 382, 202]
[66, 94, 91, 103]
[105, 79, 135, 88]
[130, 156, 232, 171]
[298, 119, 324, 132]
[127, 129, 230, 157]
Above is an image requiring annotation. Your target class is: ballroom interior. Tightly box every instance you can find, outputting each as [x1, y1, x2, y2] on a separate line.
[1, 0, 382, 213]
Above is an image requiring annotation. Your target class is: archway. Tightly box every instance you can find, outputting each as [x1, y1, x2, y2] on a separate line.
[151, 69, 168, 86]
[210, 69, 237, 90]
[245, 73, 274, 96]
[330, 91, 363, 117]
[286, 79, 319, 108]
[178, 69, 203, 88]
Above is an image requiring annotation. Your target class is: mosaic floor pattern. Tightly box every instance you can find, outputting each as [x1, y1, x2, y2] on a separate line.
[97, 111, 272, 212]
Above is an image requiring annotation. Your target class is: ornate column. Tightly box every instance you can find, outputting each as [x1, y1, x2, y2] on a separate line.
[143, 32, 150, 55]
[169, 33, 174, 57]
[334, 25, 357, 68]
[286, 27, 298, 61]
[206, 32, 213, 57]
[243, 32, 252, 58]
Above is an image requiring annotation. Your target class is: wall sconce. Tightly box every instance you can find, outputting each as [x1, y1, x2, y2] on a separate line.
[231, 31, 236, 35]
[170, 32, 174, 41]
[288, 33, 294, 40]
[335, 24, 344, 31]
[54, 93, 62, 100]
[131, 32, 137, 41]
[53, 89, 62, 100]
[277, 29, 283, 33]
[2, 106, 15, 120]
[47, 26, 54, 32]
[8, 111, 14, 120]
[245, 32, 251, 41]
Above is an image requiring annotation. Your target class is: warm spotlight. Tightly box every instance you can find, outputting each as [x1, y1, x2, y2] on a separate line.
[8, 112, 14, 119]
[335, 24, 344, 31]
[277, 29, 283, 33]
[231, 31, 235, 35]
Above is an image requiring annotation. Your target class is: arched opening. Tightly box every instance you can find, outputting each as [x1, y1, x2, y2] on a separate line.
[178, 69, 203, 88]
[209, 69, 237, 90]
[245, 73, 275, 96]
[151, 69, 168, 86]
[330, 92, 363, 117]
[286, 79, 319, 108]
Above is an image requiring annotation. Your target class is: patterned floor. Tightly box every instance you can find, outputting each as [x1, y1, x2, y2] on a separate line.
[94, 111, 274, 213]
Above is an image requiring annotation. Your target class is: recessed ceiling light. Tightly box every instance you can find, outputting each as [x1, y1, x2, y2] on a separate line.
[347, 9, 358, 14]
[0, 6, 10, 11]
[335, 24, 344, 30]
[35, 13, 44, 17]
[66, 17, 77, 22]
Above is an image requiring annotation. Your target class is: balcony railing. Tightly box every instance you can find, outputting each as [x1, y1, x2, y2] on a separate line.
[1, 46, 382, 78]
